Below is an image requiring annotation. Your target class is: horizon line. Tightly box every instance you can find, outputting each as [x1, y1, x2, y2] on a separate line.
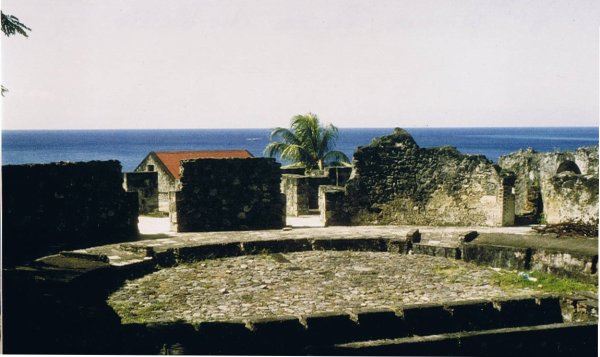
[2, 125, 599, 131]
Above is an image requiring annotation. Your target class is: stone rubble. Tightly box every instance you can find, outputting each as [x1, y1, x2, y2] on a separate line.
[108, 251, 534, 324]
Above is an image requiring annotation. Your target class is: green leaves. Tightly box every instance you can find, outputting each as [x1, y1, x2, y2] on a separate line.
[2, 12, 31, 96]
[1, 12, 31, 38]
[264, 113, 350, 171]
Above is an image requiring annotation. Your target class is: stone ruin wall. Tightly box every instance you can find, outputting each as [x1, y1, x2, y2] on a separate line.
[319, 185, 347, 226]
[543, 172, 598, 225]
[328, 128, 515, 226]
[499, 146, 598, 225]
[171, 158, 285, 232]
[2, 160, 139, 267]
[282, 167, 352, 217]
[123, 171, 159, 214]
[282, 174, 310, 216]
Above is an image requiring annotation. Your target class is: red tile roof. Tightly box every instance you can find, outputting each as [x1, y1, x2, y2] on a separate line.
[154, 150, 254, 179]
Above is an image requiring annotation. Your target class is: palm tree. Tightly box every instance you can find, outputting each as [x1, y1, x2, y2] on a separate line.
[2, 12, 31, 96]
[264, 113, 350, 171]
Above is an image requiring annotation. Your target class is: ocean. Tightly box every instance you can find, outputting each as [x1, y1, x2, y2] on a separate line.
[2, 127, 598, 172]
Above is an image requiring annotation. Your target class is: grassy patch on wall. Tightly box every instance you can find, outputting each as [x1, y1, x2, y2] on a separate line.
[492, 269, 597, 294]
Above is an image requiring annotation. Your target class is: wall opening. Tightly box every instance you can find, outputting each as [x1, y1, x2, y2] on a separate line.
[556, 161, 581, 175]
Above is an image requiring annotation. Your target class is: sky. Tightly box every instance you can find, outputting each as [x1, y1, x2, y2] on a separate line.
[1, 0, 599, 129]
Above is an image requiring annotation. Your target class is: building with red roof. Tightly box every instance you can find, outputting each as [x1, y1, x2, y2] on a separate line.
[134, 150, 254, 211]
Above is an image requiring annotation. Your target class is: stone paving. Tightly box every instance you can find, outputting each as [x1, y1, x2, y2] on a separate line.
[107, 250, 534, 324]
[69, 225, 536, 266]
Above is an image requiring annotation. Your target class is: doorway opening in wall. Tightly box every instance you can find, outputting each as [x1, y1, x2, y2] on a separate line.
[137, 214, 172, 238]
[286, 211, 323, 228]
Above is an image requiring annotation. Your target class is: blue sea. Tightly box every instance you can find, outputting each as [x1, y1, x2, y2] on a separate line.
[2, 127, 598, 172]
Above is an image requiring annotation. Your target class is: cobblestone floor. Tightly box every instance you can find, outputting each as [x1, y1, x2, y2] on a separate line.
[107, 251, 534, 324]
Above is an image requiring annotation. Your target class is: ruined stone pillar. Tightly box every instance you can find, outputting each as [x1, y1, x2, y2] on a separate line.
[319, 185, 348, 226]
[281, 174, 310, 216]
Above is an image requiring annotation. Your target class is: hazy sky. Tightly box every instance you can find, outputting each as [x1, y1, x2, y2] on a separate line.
[2, 0, 599, 129]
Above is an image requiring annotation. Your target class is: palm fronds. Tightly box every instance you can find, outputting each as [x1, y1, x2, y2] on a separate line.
[264, 113, 350, 171]
[1, 12, 31, 37]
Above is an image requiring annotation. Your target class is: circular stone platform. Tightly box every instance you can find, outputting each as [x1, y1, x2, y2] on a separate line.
[108, 251, 534, 324]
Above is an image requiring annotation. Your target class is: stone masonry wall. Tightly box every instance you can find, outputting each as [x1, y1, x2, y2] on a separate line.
[543, 172, 599, 225]
[499, 146, 598, 225]
[281, 167, 352, 216]
[319, 185, 348, 226]
[2, 161, 139, 267]
[281, 174, 310, 216]
[340, 128, 514, 226]
[172, 158, 285, 232]
[123, 171, 159, 214]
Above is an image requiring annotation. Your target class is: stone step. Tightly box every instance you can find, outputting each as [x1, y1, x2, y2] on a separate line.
[330, 321, 598, 356]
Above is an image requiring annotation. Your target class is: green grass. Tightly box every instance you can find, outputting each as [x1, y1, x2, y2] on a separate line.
[492, 270, 597, 294]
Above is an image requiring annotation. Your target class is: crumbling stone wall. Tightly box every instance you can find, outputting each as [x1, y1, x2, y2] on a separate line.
[2, 161, 139, 267]
[281, 167, 352, 216]
[543, 173, 598, 225]
[499, 146, 598, 225]
[319, 185, 348, 226]
[339, 128, 514, 226]
[123, 171, 159, 214]
[172, 158, 285, 232]
[281, 174, 310, 216]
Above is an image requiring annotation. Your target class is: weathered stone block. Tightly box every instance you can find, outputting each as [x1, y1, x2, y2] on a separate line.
[2, 160, 139, 267]
[531, 249, 598, 283]
[463, 244, 532, 270]
[318, 185, 348, 226]
[281, 174, 310, 216]
[174, 158, 284, 232]
[544, 173, 598, 225]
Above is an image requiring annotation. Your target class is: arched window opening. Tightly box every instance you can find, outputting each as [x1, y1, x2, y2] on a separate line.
[556, 160, 581, 175]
